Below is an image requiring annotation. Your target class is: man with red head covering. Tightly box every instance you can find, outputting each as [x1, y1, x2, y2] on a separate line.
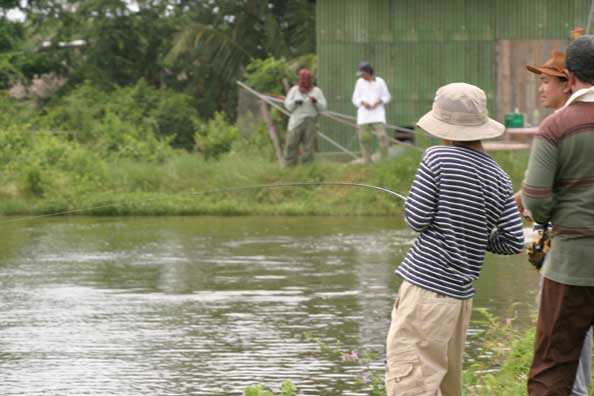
[283, 68, 327, 166]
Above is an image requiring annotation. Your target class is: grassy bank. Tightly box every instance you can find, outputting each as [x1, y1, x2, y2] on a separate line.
[466, 328, 536, 395]
[0, 147, 530, 217]
[243, 311, 594, 396]
[240, 318, 539, 396]
[464, 308, 536, 395]
[0, 81, 530, 218]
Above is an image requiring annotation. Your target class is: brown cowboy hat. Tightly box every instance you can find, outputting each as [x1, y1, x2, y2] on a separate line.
[526, 50, 567, 78]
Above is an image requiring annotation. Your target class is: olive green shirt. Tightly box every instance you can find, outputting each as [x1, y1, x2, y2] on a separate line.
[522, 89, 594, 286]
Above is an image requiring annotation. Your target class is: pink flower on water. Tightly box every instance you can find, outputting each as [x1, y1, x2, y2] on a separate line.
[341, 351, 359, 362]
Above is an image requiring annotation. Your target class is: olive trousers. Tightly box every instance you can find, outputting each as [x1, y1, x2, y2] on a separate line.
[284, 117, 317, 167]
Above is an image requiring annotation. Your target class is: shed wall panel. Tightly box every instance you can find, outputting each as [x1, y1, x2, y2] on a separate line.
[317, 0, 590, 153]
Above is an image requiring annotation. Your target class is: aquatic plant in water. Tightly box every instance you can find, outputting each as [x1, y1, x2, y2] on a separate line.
[243, 380, 297, 396]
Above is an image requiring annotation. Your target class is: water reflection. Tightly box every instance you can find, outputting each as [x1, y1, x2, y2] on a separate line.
[0, 216, 539, 395]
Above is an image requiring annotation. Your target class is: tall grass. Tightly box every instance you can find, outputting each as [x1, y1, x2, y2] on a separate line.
[0, 146, 531, 217]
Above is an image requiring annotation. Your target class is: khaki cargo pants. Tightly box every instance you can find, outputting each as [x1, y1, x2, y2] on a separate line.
[385, 281, 473, 396]
[357, 122, 389, 164]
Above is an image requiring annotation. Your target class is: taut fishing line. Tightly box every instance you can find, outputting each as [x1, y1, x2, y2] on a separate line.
[0, 182, 407, 226]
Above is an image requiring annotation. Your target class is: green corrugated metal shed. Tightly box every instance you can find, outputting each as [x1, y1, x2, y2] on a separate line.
[316, 0, 591, 152]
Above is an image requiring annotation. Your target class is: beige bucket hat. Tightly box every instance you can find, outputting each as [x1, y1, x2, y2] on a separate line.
[417, 83, 504, 141]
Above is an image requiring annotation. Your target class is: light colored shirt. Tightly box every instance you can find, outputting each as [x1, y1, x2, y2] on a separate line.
[560, 86, 594, 109]
[398, 146, 524, 299]
[351, 77, 391, 125]
[284, 86, 327, 131]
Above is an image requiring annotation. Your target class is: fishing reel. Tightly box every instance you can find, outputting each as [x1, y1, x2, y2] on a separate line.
[527, 223, 552, 271]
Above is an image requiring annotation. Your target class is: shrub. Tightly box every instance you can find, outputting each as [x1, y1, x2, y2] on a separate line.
[106, 79, 160, 123]
[0, 125, 34, 165]
[44, 82, 108, 142]
[242, 55, 319, 94]
[243, 57, 290, 95]
[92, 111, 172, 163]
[232, 120, 277, 159]
[155, 92, 198, 150]
[194, 112, 240, 159]
[44, 79, 199, 152]
[22, 163, 45, 197]
[244, 380, 297, 396]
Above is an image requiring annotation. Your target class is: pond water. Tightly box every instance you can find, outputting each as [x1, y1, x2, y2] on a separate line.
[0, 216, 539, 395]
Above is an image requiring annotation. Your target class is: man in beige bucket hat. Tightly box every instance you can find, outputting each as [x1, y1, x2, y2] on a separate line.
[385, 83, 524, 396]
[417, 82, 505, 141]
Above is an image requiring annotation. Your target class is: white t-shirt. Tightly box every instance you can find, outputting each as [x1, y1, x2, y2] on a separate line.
[351, 77, 391, 125]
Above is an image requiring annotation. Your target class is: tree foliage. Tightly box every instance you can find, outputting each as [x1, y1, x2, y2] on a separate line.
[0, 0, 316, 158]
[164, 0, 316, 117]
[3, 0, 315, 118]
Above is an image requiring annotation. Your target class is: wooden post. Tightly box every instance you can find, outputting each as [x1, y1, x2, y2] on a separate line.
[260, 101, 284, 166]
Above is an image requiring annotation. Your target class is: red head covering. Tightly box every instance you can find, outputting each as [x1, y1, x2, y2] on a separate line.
[298, 68, 313, 94]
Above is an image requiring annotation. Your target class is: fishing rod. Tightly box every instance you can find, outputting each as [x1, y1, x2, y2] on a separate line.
[0, 181, 407, 225]
[195, 181, 407, 201]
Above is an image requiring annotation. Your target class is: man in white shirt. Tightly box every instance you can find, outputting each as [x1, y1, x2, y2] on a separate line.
[351, 62, 392, 164]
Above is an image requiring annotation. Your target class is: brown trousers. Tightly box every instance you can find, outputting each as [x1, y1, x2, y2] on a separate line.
[528, 278, 594, 395]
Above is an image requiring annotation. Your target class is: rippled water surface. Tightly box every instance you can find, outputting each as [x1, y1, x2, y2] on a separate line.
[0, 216, 539, 395]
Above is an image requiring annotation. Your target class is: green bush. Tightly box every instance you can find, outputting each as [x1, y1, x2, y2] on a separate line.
[232, 120, 277, 160]
[243, 57, 290, 95]
[22, 163, 45, 197]
[244, 381, 297, 396]
[0, 125, 34, 165]
[44, 82, 109, 142]
[44, 79, 199, 152]
[0, 99, 44, 131]
[92, 111, 172, 163]
[242, 55, 319, 95]
[194, 112, 240, 159]
[104, 79, 160, 123]
[155, 92, 198, 150]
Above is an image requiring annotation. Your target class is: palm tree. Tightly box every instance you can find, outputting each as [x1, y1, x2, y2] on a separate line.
[166, 0, 315, 83]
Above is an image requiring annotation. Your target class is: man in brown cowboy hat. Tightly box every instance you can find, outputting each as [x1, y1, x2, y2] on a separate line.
[521, 35, 594, 396]
[386, 83, 524, 396]
[522, 49, 591, 396]
[526, 49, 571, 110]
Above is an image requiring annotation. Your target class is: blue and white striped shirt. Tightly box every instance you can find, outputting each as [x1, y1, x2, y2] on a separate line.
[397, 146, 525, 299]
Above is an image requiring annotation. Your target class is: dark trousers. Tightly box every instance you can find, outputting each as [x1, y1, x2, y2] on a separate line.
[528, 278, 594, 395]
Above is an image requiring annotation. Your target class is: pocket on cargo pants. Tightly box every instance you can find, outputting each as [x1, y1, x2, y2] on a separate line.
[386, 344, 427, 396]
